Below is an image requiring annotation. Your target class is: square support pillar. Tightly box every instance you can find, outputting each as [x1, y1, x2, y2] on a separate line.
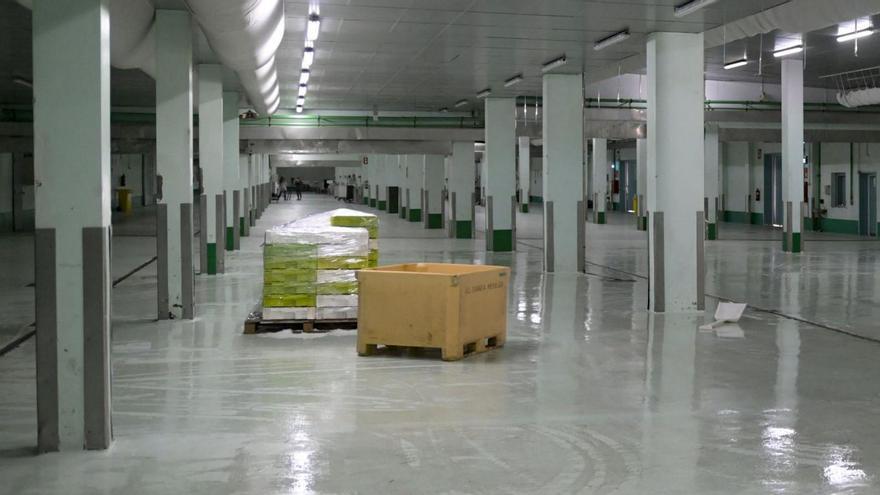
[637, 138, 648, 230]
[647, 32, 705, 313]
[518, 136, 531, 213]
[485, 98, 516, 251]
[591, 138, 608, 224]
[156, 10, 194, 320]
[782, 58, 804, 253]
[198, 64, 224, 274]
[705, 125, 720, 240]
[239, 154, 250, 236]
[449, 142, 476, 238]
[423, 155, 445, 228]
[405, 155, 424, 222]
[542, 73, 585, 272]
[32, 0, 112, 452]
[223, 91, 240, 251]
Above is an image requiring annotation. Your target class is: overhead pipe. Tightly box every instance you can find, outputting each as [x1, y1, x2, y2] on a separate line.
[185, 0, 285, 116]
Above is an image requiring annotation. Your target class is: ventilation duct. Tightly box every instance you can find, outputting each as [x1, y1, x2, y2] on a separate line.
[836, 88, 880, 108]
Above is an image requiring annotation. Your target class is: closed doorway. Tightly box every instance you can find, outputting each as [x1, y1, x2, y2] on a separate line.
[859, 172, 877, 237]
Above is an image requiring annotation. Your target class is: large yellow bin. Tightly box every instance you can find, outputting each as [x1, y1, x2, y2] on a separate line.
[115, 188, 132, 216]
[356, 263, 509, 361]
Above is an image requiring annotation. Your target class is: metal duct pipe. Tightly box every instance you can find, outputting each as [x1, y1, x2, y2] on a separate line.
[186, 0, 285, 116]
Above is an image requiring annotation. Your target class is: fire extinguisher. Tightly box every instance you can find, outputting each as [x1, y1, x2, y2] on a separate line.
[755, 188, 761, 202]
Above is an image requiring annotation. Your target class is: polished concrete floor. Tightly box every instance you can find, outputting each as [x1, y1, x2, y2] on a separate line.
[1, 194, 879, 494]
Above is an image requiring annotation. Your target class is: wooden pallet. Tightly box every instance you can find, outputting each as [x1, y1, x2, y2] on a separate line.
[357, 334, 504, 361]
[244, 315, 358, 334]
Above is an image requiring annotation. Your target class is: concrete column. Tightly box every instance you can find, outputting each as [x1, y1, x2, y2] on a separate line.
[198, 65, 224, 274]
[591, 138, 608, 224]
[32, 0, 112, 452]
[449, 142, 475, 238]
[424, 154, 444, 228]
[542, 73, 585, 272]
[405, 155, 424, 222]
[484, 98, 516, 251]
[782, 58, 804, 253]
[637, 138, 648, 230]
[647, 32, 705, 313]
[704, 125, 720, 240]
[156, 10, 194, 320]
[518, 136, 531, 213]
[223, 91, 239, 250]
[375, 155, 388, 210]
[239, 154, 249, 236]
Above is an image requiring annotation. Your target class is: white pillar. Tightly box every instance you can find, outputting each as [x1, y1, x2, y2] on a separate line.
[33, 0, 112, 452]
[782, 58, 804, 253]
[223, 91, 239, 250]
[239, 153, 250, 236]
[198, 64, 224, 274]
[485, 98, 516, 251]
[449, 142, 476, 238]
[591, 138, 608, 224]
[517, 136, 531, 213]
[542, 73, 585, 272]
[647, 32, 705, 313]
[704, 125, 720, 240]
[156, 10, 194, 320]
[424, 154, 445, 228]
[404, 155, 425, 222]
[637, 138, 648, 230]
[375, 155, 388, 210]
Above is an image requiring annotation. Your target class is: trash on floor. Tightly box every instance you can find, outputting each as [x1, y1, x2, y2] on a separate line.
[699, 302, 748, 331]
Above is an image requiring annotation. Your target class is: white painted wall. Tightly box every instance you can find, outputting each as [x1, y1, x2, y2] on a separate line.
[723, 142, 750, 212]
[530, 157, 543, 200]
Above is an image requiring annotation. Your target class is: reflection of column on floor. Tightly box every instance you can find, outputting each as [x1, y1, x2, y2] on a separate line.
[485, 98, 516, 251]
[223, 91, 240, 250]
[637, 138, 648, 230]
[542, 73, 585, 272]
[33, 0, 113, 452]
[198, 64, 224, 275]
[705, 125, 720, 240]
[405, 154, 424, 222]
[423, 155, 444, 228]
[641, 313, 698, 492]
[518, 136, 531, 213]
[782, 58, 804, 253]
[156, 9, 195, 320]
[647, 32, 704, 313]
[592, 138, 608, 224]
[449, 142, 476, 238]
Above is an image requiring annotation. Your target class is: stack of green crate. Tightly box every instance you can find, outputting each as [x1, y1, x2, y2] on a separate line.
[262, 243, 317, 310]
[329, 209, 379, 268]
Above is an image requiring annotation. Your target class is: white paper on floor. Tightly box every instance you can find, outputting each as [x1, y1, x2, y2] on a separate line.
[256, 329, 357, 339]
[699, 302, 748, 331]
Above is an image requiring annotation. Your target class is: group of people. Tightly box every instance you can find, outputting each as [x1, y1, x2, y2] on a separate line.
[277, 177, 304, 201]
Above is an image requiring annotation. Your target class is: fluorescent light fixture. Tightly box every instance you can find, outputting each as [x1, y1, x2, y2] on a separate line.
[673, 0, 719, 17]
[296, 96, 305, 106]
[307, 13, 321, 41]
[837, 28, 874, 42]
[302, 47, 315, 68]
[12, 76, 32, 88]
[773, 44, 803, 58]
[296, 105, 304, 113]
[723, 58, 749, 70]
[593, 29, 631, 51]
[299, 69, 310, 85]
[454, 99, 469, 108]
[541, 55, 567, 73]
[298, 84, 308, 97]
[504, 74, 523, 87]
[439, 107, 449, 112]
[476, 88, 492, 99]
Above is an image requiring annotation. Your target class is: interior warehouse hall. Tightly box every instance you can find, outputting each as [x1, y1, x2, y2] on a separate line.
[2, 0, 880, 493]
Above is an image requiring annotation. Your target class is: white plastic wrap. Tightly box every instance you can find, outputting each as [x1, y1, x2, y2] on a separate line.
[266, 225, 369, 257]
[317, 270, 358, 284]
[316, 307, 358, 320]
[317, 295, 359, 308]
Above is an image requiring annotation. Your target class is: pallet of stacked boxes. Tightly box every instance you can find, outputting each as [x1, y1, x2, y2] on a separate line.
[245, 209, 378, 334]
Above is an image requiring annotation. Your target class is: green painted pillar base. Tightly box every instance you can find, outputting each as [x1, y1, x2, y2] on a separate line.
[400, 206, 407, 219]
[596, 212, 606, 225]
[520, 204, 529, 213]
[706, 223, 717, 240]
[791, 232, 802, 253]
[638, 216, 647, 231]
[491, 229, 513, 252]
[226, 227, 235, 250]
[378, 200, 387, 211]
[370, 199, 377, 208]
[363, 197, 369, 205]
[206, 243, 217, 275]
[240, 217, 247, 236]
[455, 220, 473, 239]
[408, 209, 422, 222]
[427, 213, 442, 229]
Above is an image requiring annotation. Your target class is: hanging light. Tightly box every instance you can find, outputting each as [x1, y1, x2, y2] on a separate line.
[306, 13, 321, 41]
[299, 69, 310, 85]
[773, 45, 804, 58]
[541, 55, 567, 73]
[302, 46, 315, 69]
[296, 105, 304, 113]
[724, 58, 749, 70]
[298, 84, 307, 97]
[504, 74, 523, 88]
